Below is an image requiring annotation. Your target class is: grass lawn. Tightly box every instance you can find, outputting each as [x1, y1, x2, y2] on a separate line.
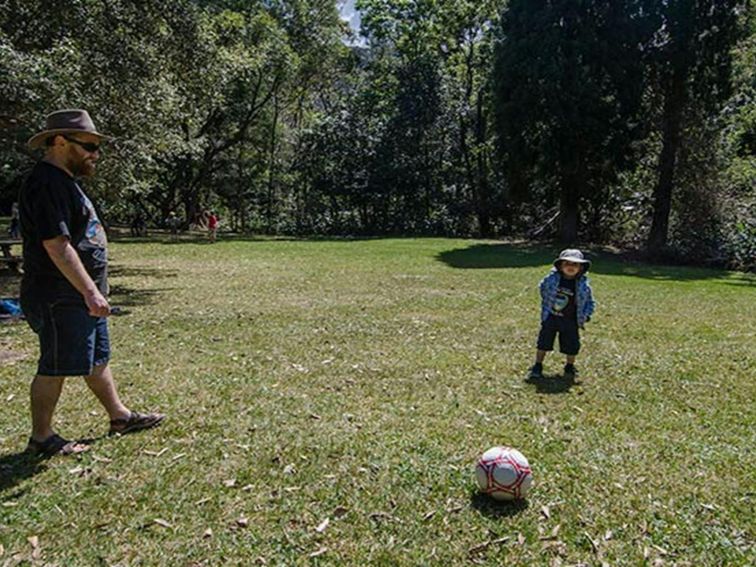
[0, 237, 754, 565]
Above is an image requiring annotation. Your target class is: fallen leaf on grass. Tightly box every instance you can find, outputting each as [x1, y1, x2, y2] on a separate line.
[236, 516, 249, 528]
[584, 532, 600, 553]
[223, 479, 237, 488]
[369, 511, 400, 523]
[517, 533, 525, 546]
[195, 497, 211, 505]
[540, 505, 551, 520]
[6, 394, 14, 402]
[91, 454, 112, 464]
[0, 543, 4, 557]
[539, 525, 561, 540]
[68, 466, 92, 478]
[203, 528, 213, 539]
[332, 506, 349, 518]
[309, 414, 322, 420]
[309, 548, 327, 558]
[604, 530, 613, 541]
[422, 511, 436, 521]
[153, 519, 172, 528]
[652, 544, 669, 556]
[143, 448, 168, 457]
[468, 536, 510, 555]
[314, 518, 330, 533]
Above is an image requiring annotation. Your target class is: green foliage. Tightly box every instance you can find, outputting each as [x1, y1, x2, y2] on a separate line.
[1, 0, 754, 269]
[494, 0, 654, 243]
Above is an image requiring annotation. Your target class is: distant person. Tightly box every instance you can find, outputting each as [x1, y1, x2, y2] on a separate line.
[19, 109, 164, 457]
[207, 211, 219, 243]
[165, 211, 181, 241]
[528, 249, 596, 380]
[130, 211, 146, 237]
[8, 201, 20, 239]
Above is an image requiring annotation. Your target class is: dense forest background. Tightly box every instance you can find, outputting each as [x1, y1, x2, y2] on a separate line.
[1, 0, 754, 270]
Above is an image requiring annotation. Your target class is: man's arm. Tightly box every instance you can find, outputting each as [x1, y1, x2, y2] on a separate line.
[42, 236, 110, 317]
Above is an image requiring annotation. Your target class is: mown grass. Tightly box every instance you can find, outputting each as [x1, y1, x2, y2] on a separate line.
[0, 237, 754, 566]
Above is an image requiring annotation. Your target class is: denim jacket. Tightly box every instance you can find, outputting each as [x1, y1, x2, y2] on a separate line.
[539, 268, 595, 327]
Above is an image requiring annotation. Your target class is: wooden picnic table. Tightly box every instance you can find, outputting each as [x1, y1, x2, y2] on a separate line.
[0, 239, 23, 272]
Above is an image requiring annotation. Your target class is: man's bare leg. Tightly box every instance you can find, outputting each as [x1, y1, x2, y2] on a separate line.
[84, 363, 131, 422]
[30, 375, 65, 442]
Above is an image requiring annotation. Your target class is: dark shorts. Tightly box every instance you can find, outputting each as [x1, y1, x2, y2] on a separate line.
[21, 295, 110, 376]
[537, 316, 580, 355]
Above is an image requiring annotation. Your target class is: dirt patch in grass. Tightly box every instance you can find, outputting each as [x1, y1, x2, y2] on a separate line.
[0, 347, 27, 364]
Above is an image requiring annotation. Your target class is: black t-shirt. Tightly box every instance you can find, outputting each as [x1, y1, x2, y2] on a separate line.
[19, 161, 108, 298]
[552, 276, 577, 319]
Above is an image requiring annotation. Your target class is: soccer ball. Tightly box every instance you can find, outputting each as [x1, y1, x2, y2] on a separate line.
[475, 446, 533, 501]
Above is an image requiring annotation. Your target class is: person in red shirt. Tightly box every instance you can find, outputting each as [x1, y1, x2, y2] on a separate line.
[207, 211, 219, 243]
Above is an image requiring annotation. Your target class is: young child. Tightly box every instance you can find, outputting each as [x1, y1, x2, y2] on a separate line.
[529, 249, 595, 379]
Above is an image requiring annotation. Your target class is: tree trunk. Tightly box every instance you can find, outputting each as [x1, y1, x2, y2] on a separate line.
[266, 97, 280, 233]
[648, 68, 686, 253]
[475, 87, 493, 238]
[559, 190, 579, 244]
[559, 170, 580, 244]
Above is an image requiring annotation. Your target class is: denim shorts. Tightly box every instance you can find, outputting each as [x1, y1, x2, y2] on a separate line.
[21, 295, 110, 376]
[537, 315, 580, 355]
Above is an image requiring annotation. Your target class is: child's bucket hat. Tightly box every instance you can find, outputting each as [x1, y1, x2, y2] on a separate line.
[554, 249, 591, 272]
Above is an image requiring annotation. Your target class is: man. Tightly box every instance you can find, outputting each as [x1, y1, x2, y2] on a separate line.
[20, 109, 165, 457]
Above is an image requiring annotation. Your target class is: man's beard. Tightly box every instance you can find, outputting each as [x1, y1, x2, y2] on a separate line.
[69, 155, 96, 177]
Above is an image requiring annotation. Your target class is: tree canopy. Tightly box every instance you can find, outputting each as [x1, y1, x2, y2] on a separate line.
[1, 0, 753, 269]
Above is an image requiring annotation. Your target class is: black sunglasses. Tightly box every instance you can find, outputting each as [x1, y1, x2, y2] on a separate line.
[63, 135, 101, 153]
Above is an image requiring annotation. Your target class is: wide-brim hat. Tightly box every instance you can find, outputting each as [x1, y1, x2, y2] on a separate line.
[553, 249, 591, 272]
[27, 109, 112, 150]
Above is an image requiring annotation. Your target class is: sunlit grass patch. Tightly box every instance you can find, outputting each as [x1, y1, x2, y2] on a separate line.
[0, 238, 754, 565]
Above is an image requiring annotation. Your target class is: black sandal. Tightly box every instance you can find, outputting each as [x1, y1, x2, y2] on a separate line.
[26, 434, 89, 457]
[109, 411, 165, 436]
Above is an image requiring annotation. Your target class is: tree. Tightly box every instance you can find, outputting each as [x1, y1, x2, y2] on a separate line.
[494, 0, 652, 243]
[645, 0, 747, 253]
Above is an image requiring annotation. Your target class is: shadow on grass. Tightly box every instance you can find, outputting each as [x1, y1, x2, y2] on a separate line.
[0, 436, 103, 494]
[470, 490, 529, 519]
[0, 452, 47, 494]
[436, 242, 755, 285]
[109, 265, 180, 279]
[108, 264, 178, 308]
[0, 271, 21, 297]
[110, 231, 368, 245]
[525, 373, 576, 394]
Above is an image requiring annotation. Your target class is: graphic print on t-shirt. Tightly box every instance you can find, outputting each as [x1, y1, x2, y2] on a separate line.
[553, 286, 573, 313]
[552, 277, 576, 318]
[78, 188, 108, 250]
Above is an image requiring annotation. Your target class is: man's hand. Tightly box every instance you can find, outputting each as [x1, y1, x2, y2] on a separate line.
[43, 236, 110, 316]
[84, 289, 111, 317]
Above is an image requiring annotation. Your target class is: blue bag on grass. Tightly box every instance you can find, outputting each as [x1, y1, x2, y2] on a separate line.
[0, 298, 23, 317]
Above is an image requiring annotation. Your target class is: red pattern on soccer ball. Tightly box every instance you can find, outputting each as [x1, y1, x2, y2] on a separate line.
[476, 447, 533, 500]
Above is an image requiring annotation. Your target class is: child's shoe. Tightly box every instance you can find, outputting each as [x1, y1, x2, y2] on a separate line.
[528, 362, 543, 379]
[563, 363, 578, 379]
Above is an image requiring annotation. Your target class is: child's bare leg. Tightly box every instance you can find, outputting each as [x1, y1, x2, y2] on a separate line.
[535, 350, 547, 363]
[566, 355, 576, 365]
